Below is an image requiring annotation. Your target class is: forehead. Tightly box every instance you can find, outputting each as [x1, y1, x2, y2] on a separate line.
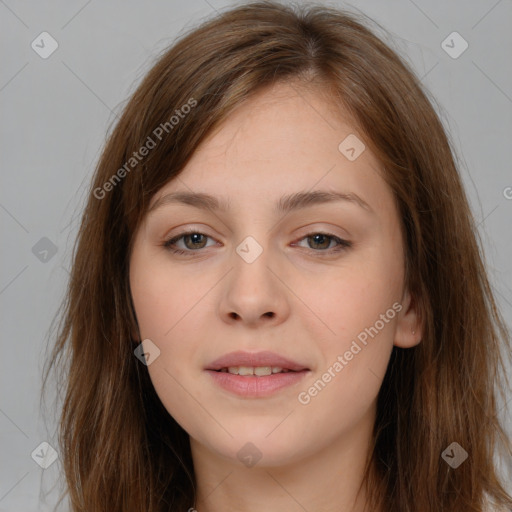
[149, 82, 393, 218]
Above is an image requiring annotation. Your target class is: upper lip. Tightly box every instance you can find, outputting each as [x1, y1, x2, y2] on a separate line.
[205, 350, 309, 372]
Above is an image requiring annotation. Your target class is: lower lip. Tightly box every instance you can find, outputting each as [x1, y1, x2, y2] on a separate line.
[205, 370, 310, 398]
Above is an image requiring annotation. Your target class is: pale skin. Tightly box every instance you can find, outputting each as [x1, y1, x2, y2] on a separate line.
[129, 81, 422, 512]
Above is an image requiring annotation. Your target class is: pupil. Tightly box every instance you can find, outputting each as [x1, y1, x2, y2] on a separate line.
[187, 233, 205, 249]
[311, 234, 329, 249]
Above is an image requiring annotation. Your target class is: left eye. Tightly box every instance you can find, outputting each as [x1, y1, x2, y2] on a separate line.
[163, 230, 352, 256]
[293, 233, 351, 252]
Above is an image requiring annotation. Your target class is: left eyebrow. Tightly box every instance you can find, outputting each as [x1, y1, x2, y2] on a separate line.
[147, 189, 374, 216]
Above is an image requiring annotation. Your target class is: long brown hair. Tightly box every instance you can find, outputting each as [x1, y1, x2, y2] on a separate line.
[42, 1, 512, 510]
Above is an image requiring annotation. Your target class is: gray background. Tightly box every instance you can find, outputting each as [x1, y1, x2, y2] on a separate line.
[1, 0, 511, 510]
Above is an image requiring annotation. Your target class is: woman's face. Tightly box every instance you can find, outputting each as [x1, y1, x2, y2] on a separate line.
[129, 82, 420, 468]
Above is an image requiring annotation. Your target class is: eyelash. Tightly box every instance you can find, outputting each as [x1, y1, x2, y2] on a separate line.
[162, 228, 352, 257]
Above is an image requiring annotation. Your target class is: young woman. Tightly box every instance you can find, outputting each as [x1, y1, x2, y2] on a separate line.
[42, 1, 512, 511]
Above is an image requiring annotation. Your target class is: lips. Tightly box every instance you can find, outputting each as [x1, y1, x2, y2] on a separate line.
[205, 350, 309, 372]
[205, 350, 310, 398]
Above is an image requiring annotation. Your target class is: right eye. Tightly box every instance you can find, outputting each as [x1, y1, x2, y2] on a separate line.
[163, 230, 217, 255]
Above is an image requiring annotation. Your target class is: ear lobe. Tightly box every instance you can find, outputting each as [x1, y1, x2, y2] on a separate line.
[394, 288, 422, 348]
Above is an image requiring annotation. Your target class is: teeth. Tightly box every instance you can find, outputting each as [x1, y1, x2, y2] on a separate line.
[254, 366, 272, 376]
[224, 366, 288, 376]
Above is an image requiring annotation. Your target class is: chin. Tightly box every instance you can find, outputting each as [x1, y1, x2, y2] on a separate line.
[201, 427, 309, 469]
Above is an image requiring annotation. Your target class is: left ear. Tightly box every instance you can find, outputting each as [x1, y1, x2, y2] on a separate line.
[394, 287, 422, 348]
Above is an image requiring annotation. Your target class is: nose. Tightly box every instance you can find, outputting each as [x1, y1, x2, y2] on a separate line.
[218, 244, 290, 328]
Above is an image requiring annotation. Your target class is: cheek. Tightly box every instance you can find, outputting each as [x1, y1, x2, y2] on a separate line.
[130, 253, 209, 340]
[308, 249, 403, 342]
